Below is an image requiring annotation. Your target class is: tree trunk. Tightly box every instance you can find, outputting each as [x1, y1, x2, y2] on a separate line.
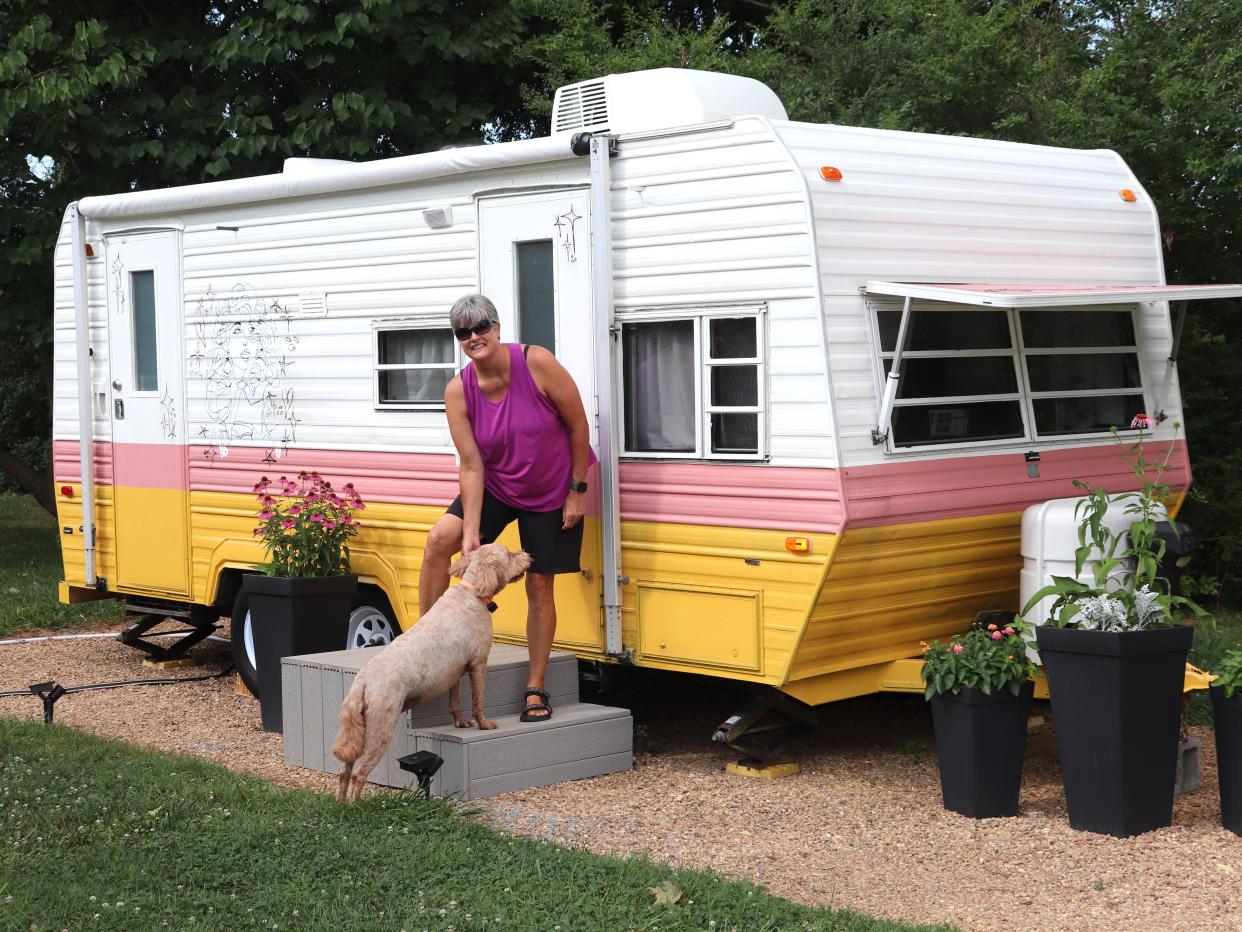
[0, 446, 55, 515]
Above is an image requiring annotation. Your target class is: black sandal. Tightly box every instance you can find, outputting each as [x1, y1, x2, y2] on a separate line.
[520, 687, 553, 722]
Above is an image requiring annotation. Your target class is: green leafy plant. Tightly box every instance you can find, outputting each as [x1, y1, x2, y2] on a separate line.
[252, 472, 363, 578]
[1022, 417, 1207, 631]
[1214, 649, 1242, 699]
[921, 617, 1036, 699]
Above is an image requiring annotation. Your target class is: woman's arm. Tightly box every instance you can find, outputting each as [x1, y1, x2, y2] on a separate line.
[527, 345, 590, 530]
[445, 376, 485, 554]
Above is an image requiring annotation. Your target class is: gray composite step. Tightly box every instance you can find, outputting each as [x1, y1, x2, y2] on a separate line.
[411, 703, 633, 800]
[280, 643, 583, 788]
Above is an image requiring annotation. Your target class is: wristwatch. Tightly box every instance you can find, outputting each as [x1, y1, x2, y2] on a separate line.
[568, 481, 588, 493]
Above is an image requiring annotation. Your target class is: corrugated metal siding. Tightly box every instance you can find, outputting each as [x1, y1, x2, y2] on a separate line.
[771, 120, 1176, 470]
[790, 512, 1022, 682]
[612, 122, 836, 464]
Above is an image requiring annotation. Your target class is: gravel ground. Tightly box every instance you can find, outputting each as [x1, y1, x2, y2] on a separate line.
[2, 620, 1240, 932]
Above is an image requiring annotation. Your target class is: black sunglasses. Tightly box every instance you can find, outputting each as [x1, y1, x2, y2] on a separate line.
[453, 320, 495, 341]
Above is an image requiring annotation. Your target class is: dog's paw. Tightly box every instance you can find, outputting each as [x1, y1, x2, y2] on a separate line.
[477, 718, 498, 731]
[453, 718, 476, 729]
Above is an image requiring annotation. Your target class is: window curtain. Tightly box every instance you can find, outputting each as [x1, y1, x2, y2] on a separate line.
[624, 321, 695, 452]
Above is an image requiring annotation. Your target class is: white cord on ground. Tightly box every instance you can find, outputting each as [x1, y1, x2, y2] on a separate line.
[0, 631, 230, 647]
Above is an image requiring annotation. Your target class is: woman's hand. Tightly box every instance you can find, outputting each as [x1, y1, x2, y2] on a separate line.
[461, 527, 482, 556]
[562, 490, 585, 530]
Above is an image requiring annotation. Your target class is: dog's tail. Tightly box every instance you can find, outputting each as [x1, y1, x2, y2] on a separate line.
[331, 683, 367, 765]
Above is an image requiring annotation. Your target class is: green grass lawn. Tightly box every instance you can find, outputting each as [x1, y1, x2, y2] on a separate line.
[0, 492, 123, 638]
[0, 720, 947, 932]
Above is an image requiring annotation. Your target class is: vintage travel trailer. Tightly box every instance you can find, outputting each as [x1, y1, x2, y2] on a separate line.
[53, 69, 1241, 711]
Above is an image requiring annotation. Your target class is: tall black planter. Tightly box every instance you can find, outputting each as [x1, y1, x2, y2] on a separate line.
[1211, 685, 1242, 838]
[1036, 624, 1193, 837]
[929, 681, 1034, 818]
[243, 574, 358, 732]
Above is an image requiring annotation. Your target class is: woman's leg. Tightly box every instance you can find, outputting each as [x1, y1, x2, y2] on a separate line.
[524, 571, 557, 718]
[419, 512, 463, 617]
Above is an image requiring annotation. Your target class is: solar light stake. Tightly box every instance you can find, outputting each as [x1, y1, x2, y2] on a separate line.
[397, 751, 444, 800]
[28, 681, 67, 724]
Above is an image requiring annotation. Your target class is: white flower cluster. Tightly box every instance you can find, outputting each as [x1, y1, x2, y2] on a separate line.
[1073, 595, 1129, 631]
[1073, 586, 1165, 632]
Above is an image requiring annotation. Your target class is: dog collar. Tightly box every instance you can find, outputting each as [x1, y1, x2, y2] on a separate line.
[458, 580, 499, 613]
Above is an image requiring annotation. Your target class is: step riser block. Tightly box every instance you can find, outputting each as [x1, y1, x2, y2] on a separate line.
[281, 644, 583, 786]
[412, 705, 634, 800]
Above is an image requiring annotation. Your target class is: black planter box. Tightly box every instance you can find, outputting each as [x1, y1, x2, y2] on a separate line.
[1211, 684, 1242, 838]
[1036, 624, 1193, 837]
[243, 574, 358, 732]
[930, 681, 1034, 818]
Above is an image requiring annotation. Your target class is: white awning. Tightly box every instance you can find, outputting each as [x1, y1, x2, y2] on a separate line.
[863, 281, 1242, 308]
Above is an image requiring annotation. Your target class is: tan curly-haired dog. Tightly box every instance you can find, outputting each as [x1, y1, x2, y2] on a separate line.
[331, 543, 532, 802]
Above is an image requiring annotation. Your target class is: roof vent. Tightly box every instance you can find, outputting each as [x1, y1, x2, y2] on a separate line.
[551, 68, 787, 136]
[553, 78, 609, 134]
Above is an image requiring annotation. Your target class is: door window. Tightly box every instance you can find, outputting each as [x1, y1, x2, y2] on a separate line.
[516, 240, 555, 353]
[131, 270, 159, 391]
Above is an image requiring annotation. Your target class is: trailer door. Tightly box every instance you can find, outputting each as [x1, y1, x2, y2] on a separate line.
[103, 231, 190, 595]
[478, 190, 603, 650]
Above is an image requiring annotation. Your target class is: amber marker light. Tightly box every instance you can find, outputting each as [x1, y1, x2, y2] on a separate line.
[785, 536, 812, 553]
[84, 243, 95, 257]
[819, 166, 843, 181]
[60, 486, 74, 497]
[1119, 189, 1138, 202]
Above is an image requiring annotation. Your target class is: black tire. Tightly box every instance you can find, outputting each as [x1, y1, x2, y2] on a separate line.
[346, 595, 401, 649]
[230, 585, 261, 698]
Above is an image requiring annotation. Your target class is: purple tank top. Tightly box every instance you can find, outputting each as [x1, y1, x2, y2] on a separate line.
[462, 344, 594, 512]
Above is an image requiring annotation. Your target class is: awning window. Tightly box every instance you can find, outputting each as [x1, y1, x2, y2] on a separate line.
[862, 281, 1242, 448]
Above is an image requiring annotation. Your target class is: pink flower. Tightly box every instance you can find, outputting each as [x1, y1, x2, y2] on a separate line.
[1131, 412, 1155, 429]
[290, 505, 302, 516]
[991, 631, 1003, 640]
[252, 527, 263, 536]
[1002, 626, 1015, 636]
[951, 644, 965, 654]
[258, 509, 274, 520]
[324, 519, 337, 529]
[281, 518, 296, 529]
[309, 513, 324, 523]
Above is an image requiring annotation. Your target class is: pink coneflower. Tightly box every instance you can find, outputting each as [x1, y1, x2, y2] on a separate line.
[309, 513, 324, 523]
[324, 519, 337, 529]
[281, 518, 296, 529]
[290, 504, 302, 515]
[1131, 412, 1155, 429]
[258, 509, 274, 520]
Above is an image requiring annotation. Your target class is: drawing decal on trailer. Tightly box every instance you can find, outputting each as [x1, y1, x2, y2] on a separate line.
[188, 283, 300, 462]
[554, 206, 581, 262]
[159, 385, 176, 439]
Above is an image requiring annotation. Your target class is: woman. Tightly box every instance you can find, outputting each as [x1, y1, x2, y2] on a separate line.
[419, 293, 595, 722]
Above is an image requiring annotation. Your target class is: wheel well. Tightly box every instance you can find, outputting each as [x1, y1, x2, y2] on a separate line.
[214, 569, 249, 615]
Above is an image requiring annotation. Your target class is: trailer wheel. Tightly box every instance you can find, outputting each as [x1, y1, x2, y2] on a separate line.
[230, 586, 261, 698]
[347, 599, 400, 650]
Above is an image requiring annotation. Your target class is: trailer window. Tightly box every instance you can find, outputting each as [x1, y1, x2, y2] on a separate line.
[374, 323, 455, 408]
[620, 311, 765, 460]
[131, 270, 159, 392]
[873, 304, 1146, 447]
[1019, 310, 1142, 436]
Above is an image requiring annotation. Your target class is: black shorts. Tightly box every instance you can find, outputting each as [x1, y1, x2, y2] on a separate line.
[446, 487, 583, 575]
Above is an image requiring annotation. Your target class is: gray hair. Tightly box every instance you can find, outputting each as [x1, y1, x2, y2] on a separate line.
[449, 294, 499, 330]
